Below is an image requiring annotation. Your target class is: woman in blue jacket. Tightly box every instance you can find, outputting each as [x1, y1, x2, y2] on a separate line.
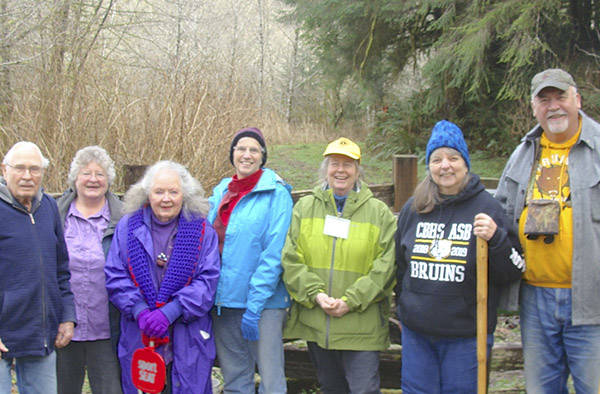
[208, 127, 293, 393]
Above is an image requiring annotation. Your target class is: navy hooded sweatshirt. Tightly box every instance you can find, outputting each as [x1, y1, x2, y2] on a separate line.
[395, 174, 523, 337]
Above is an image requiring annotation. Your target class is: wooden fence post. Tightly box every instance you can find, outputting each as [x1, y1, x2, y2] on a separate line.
[393, 154, 418, 212]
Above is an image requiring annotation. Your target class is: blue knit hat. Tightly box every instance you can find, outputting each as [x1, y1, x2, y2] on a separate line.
[426, 120, 470, 169]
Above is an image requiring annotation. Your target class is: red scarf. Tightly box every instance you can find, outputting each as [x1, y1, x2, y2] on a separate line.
[213, 169, 263, 253]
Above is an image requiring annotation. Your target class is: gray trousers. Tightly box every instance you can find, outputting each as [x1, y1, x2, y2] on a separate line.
[56, 339, 122, 394]
[307, 341, 381, 394]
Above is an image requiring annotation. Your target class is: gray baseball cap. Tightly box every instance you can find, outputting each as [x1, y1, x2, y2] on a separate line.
[531, 68, 577, 98]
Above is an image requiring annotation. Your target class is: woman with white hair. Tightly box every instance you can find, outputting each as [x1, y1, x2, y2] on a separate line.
[56, 145, 123, 394]
[105, 161, 220, 394]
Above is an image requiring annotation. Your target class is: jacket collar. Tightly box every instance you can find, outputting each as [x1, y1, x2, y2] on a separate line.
[578, 111, 598, 150]
[313, 180, 373, 216]
[57, 188, 123, 231]
[524, 110, 595, 149]
[0, 176, 43, 212]
[223, 167, 291, 194]
[438, 173, 484, 207]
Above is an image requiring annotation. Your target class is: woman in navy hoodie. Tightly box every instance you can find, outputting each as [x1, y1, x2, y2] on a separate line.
[395, 120, 524, 393]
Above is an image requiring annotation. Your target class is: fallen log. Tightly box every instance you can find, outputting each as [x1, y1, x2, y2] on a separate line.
[283, 341, 523, 389]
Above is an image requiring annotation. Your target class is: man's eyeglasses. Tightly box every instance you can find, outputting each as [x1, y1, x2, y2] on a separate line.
[5, 164, 43, 176]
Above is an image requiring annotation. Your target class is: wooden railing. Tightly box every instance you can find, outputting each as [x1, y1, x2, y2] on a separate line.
[283, 340, 522, 389]
[290, 155, 499, 212]
[59, 155, 498, 209]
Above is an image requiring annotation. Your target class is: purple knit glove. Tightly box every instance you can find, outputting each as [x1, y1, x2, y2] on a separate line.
[144, 309, 170, 338]
[137, 309, 151, 332]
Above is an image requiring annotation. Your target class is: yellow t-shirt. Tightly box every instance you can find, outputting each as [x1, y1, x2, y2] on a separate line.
[519, 121, 582, 287]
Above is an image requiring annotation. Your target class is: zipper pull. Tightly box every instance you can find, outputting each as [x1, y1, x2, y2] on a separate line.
[217, 305, 221, 316]
[29, 213, 35, 224]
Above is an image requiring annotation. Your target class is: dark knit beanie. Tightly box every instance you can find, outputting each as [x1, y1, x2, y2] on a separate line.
[426, 120, 471, 169]
[229, 127, 267, 167]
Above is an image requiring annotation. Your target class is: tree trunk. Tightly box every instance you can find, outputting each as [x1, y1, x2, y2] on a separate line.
[285, 28, 299, 124]
[257, 0, 265, 110]
[41, 0, 71, 141]
[228, 0, 239, 92]
[0, 0, 12, 116]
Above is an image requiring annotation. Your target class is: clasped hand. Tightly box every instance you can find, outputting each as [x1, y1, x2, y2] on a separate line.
[315, 293, 350, 317]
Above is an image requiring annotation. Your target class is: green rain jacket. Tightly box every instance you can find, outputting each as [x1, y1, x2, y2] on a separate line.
[281, 182, 396, 351]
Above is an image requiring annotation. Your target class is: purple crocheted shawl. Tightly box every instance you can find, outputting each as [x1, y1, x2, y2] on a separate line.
[126, 208, 206, 308]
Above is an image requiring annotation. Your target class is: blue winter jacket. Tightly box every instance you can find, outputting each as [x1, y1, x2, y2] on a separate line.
[208, 168, 293, 315]
[0, 179, 76, 358]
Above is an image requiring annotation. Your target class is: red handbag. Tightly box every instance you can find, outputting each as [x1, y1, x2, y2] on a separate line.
[131, 334, 169, 394]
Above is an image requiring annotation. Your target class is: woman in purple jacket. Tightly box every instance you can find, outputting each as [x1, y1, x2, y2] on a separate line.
[105, 161, 220, 394]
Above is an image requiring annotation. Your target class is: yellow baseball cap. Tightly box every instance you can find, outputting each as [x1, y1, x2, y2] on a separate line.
[323, 137, 361, 161]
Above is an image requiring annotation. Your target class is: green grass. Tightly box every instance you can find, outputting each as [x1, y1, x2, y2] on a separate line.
[269, 141, 399, 190]
[269, 142, 507, 191]
[269, 143, 325, 190]
[469, 150, 509, 179]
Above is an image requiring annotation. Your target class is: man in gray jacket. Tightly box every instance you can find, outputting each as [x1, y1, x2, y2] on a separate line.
[496, 69, 600, 393]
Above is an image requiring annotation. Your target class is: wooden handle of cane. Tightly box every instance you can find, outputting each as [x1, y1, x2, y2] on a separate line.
[477, 236, 489, 394]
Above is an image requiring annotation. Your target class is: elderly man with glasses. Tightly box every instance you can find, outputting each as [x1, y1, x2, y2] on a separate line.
[0, 141, 75, 394]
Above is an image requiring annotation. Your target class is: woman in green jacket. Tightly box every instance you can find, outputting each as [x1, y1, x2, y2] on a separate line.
[281, 137, 396, 394]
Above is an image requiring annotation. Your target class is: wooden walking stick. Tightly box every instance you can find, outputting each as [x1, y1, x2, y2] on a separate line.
[476, 236, 489, 394]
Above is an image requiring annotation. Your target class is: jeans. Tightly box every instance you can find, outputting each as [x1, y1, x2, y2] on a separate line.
[56, 339, 122, 394]
[520, 284, 600, 394]
[401, 324, 493, 394]
[213, 308, 286, 394]
[307, 342, 380, 394]
[0, 351, 57, 394]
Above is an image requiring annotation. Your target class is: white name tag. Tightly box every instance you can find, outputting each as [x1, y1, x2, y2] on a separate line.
[323, 215, 350, 239]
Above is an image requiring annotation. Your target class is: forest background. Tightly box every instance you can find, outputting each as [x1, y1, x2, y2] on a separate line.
[0, 0, 599, 193]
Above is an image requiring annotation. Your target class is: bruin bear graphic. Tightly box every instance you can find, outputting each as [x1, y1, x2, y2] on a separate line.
[428, 239, 452, 260]
[536, 165, 569, 199]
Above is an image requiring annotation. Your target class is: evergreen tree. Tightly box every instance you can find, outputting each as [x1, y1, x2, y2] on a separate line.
[283, 0, 600, 155]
